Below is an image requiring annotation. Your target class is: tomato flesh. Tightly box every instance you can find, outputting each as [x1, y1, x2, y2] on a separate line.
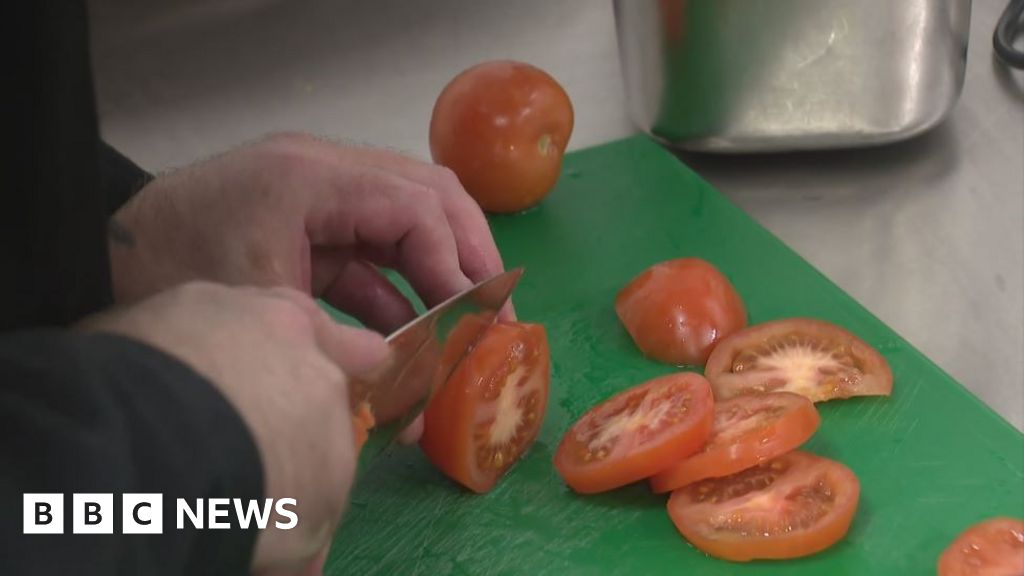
[938, 517, 1024, 576]
[420, 322, 550, 493]
[429, 60, 574, 214]
[668, 451, 860, 562]
[616, 258, 747, 367]
[651, 392, 820, 493]
[705, 318, 893, 402]
[554, 372, 714, 494]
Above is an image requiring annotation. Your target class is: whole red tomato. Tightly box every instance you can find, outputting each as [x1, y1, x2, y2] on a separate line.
[429, 60, 574, 214]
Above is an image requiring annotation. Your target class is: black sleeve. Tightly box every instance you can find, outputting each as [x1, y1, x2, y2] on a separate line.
[3, 2, 266, 574]
[99, 140, 155, 216]
[0, 331, 264, 576]
[3, 0, 152, 329]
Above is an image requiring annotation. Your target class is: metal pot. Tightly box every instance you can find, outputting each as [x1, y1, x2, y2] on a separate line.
[614, 0, 973, 152]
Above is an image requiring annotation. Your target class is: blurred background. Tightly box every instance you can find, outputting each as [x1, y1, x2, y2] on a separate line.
[88, 0, 1023, 429]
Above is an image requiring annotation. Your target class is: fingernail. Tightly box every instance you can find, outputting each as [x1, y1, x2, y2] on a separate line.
[498, 300, 517, 322]
[355, 334, 391, 376]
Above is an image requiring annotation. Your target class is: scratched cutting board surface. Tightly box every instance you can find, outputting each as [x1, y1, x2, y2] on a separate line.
[323, 135, 1024, 575]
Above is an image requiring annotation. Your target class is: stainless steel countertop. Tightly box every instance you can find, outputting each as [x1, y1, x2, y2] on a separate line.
[90, 0, 1023, 430]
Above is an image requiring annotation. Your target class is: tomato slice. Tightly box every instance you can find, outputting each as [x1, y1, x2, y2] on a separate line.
[420, 322, 550, 493]
[651, 392, 820, 493]
[554, 372, 714, 494]
[938, 517, 1024, 576]
[615, 258, 747, 367]
[668, 451, 860, 562]
[704, 318, 893, 402]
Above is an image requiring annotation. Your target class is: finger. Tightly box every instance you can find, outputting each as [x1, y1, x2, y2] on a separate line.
[308, 245, 348, 297]
[306, 164, 473, 308]
[497, 300, 516, 322]
[396, 414, 424, 445]
[335, 148, 506, 279]
[354, 244, 398, 270]
[313, 320, 390, 377]
[310, 245, 401, 296]
[265, 287, 390, 375]
[327, 147, 515, 319]
[320, 259, 416, 335]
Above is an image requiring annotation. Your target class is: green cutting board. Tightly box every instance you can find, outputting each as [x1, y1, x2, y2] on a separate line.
[324, 135, 1024, 575]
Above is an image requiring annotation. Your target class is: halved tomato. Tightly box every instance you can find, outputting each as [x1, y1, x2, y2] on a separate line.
[554, 372, 714, 494]
[668, 451, 860, 562]
[704, 318, 893, 403]
[651, 392, 820, 493]
[420, 322, 550, 493]
[938, 517, 1024, 576]
[616, 258, 747, 367]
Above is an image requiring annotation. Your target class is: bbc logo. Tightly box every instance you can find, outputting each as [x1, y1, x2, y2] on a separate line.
[24, 494, 297, 534]
[23, 494, 162, 535]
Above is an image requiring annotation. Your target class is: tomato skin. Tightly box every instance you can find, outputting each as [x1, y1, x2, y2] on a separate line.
[554, 372, 714, 494]
[615, 258, 747, 367]
[938, 517, 1024, 576]
[430, 60, 574, 214]
[668, 451, 860, 562]
[705, 318, 893, 402]
[420, 322, 550, 493]
[650, 392, 820, 493]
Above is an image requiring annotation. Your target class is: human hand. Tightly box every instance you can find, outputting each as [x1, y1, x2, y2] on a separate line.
[109, 132, 512, 336]
[83, 281, 386, 574]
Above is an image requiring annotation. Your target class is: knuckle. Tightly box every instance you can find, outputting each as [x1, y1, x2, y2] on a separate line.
[434, 165, 464, 191]
[255, 133, 323, 178]
[417, 184, 445, 212]
[270, 149, 314, 177]
[262, 130, 317, 149]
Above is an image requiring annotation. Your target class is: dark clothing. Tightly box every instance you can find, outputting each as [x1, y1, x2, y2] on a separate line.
[2, 2, 263, 574]
[0, 333, 263, 575]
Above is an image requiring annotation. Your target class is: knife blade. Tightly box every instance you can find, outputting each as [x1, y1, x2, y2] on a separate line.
[350, 267, 523, 468]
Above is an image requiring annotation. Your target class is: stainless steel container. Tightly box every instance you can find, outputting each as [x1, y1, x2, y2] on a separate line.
[614, 0, 973, 152]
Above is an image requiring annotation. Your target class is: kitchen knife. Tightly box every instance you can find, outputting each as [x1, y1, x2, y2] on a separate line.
[349, 267, 523, 469]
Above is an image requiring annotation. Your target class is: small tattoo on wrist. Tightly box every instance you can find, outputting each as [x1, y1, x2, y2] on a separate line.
[108, 217, 136, 247]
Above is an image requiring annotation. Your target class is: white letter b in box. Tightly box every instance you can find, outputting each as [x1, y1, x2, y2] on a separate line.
[23, 494, 63, 534]
[73, 493, 113, 534]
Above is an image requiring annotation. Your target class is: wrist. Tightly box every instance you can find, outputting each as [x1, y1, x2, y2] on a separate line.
[107, 184, 178, 304]
[107, 212, 140, 303]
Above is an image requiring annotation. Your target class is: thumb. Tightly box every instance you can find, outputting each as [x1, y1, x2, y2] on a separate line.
[315, 321, 390, 377]
[264, 287, 390, 375]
